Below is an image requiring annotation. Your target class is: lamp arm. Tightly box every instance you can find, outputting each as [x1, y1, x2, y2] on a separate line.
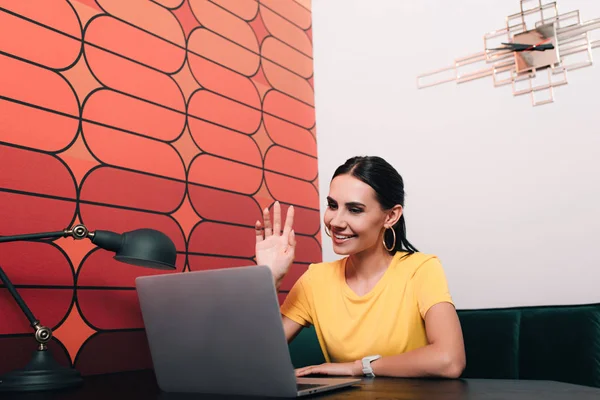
[0, 230, 67, 243]
[0, 266, 36, 324]
[0, 224, 93, 351]
[0, 224, 94, 244]
[0, 266, 52, 350]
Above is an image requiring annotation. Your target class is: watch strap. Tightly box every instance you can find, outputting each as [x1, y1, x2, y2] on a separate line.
[361, 355, 381, 377]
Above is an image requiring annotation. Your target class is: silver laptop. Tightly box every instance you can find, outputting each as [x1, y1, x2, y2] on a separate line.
[135, 265, 361, 397]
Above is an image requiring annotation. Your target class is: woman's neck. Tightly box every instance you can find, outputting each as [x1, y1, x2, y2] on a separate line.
[346, 244, 394, 283]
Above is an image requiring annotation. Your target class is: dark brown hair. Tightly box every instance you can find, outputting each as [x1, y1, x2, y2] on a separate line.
[332, 156, 418, 255]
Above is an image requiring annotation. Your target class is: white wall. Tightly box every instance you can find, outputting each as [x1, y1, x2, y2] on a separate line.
[312, 0, 600, 309]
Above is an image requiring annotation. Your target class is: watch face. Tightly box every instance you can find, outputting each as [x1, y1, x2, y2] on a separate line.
[513, 23, 559, 73]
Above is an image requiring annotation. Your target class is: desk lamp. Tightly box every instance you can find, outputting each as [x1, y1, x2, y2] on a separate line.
[0, 224, 177, 392]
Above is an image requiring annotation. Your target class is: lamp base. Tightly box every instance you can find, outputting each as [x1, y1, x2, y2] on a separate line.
[0, 349, 83, 392]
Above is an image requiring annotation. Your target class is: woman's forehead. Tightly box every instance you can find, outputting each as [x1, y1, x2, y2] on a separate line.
[329, 175, 377, 202]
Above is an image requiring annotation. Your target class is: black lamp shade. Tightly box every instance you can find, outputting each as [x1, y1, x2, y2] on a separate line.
[92, 229, 177, 270]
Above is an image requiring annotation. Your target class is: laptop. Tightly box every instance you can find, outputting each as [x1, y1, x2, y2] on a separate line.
[135, 265, 361, 397]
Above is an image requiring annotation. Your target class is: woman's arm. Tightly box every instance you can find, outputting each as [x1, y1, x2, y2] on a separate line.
[295, 302, 466, 378]
[282, 315, 304, 343]
[369, 302, 466, 378]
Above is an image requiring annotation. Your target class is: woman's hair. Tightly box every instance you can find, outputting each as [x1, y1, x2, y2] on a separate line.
[332, 156, 419, 255]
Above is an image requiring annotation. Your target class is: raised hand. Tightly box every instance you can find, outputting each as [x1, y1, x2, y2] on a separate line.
[255, 202, 295, 289]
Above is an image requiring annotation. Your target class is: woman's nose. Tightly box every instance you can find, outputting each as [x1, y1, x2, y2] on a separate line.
[329, 212, 346, 229]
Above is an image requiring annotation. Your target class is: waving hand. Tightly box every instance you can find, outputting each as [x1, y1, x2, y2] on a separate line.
[255, 202, 295, 289]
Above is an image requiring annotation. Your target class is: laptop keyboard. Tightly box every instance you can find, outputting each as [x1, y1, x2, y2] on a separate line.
[297, 383, 327, 391]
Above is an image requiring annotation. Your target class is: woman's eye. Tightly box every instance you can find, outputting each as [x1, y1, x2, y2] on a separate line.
[327, 203, 337, 210]
[349, 208, 362, 214]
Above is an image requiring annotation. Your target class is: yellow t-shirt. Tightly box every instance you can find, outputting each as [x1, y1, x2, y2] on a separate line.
[280, 251, 454, 363]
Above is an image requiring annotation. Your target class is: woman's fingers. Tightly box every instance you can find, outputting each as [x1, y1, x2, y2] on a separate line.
[263, 207, 273, 237]
[282, 205, 294, 237]
[255, 221, 263, 243]
[295, 365, 321, 377]
[273, 201, 281, 236]
[261, 201, 292, 239]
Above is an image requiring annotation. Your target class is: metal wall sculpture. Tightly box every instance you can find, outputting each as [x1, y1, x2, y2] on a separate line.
[417, 0, 600, 106]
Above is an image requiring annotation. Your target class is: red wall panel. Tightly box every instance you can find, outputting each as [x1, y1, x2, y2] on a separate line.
[0, 0, 317, 376]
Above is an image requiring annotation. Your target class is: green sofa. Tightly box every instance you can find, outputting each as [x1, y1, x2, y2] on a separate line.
[288, 302, 600, 388]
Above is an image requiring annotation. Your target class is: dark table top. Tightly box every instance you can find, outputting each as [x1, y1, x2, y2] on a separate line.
[3, 369, 600, 400]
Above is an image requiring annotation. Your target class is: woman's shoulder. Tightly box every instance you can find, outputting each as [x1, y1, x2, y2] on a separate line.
[393, 251, 439, 263]
[392, 251, 445, 275]
[303, 258, 345, 280]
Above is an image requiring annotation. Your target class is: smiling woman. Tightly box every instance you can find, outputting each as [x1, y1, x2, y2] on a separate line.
[254, 156, 466, 379]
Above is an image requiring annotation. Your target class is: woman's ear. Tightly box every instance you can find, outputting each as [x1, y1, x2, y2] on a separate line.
[385, 205, 403, 228]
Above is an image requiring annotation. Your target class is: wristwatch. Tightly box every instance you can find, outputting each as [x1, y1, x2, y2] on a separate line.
[361, 355, 381, 377]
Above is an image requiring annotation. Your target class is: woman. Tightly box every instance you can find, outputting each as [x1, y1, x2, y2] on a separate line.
[254, 156, 465, 379]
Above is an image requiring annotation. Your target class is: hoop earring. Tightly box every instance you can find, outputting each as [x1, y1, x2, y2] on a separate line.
[383, 227, 396, 252]
[324, 225, 332, 237]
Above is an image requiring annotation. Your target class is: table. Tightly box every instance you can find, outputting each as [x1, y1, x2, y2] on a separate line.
[3, 369, 600, 399]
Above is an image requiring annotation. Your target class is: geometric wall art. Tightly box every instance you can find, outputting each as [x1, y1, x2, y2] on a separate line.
[417, 0, 600, 106]
[0, 0, 318, 376]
